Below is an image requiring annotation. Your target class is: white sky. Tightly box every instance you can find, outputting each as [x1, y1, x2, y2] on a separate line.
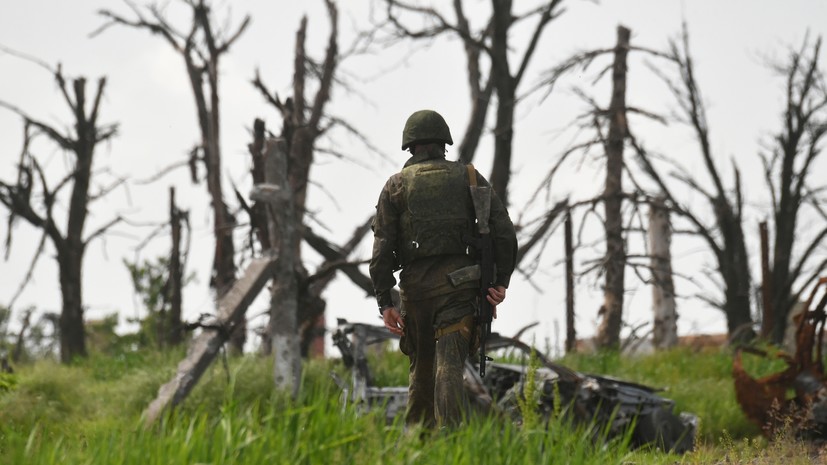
[1, 0, 826, 355]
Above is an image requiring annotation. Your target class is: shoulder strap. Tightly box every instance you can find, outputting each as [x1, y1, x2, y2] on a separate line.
[466, 164, 477, 187]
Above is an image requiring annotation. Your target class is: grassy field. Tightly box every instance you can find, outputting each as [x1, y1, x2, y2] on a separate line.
[0, 345, 821, 464]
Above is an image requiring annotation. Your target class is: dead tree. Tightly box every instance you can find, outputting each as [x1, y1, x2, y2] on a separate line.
[649, 196, 677, 349]
[592, 26, 631, 349]
[258, 137, 301, 395]
[762, 36, 827, 344]
[96, 0, 250, 351]
[11, 309, 33, 363]
[166, 186, 186, 347]
[0, 65, 119, 363]
[564, 209, 576, 353]
[378, 0, 565, 205]
[632, 25, 754, 342]
[535, 25, 690, 349]
[251, 0, 339, 356]
[759, 221, 773, 338]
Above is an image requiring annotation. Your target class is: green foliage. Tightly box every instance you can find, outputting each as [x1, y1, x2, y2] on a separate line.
[0, 372, 17, 393]
[123, 256, 194, 350]
[516, 343, 540, 430]
[86, 313, 123, 354]
[124, 256, 170, 349]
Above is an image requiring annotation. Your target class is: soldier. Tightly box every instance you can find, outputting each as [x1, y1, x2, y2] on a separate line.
[369, 109, 518, 428]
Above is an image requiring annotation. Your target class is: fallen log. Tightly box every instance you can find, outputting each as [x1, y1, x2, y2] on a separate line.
[144, 256, 276, 425]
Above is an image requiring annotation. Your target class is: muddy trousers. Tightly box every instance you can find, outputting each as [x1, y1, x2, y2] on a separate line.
[400, 289, 476, 428]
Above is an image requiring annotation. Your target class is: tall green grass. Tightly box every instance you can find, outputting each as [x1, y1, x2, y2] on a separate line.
[0, 345, 815, 464]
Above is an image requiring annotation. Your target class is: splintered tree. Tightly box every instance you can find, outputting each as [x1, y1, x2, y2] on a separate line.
[0, 63, 119, 363]
[96, 0, 250, 350]
[251, 0, 343, 359]
[377, 0, 565, 205]
[649, 196, 677, 349]
[763, 36, 827, 344]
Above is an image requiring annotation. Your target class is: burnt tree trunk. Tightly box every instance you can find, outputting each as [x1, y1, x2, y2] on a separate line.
[564, 209, 576, 353]
[649, 196, 677, 349]
[486, 0, 558, 205]
[595, 26, 630, 350]
[488, 0, 515, 205]
[716, 174, 754, 342]
[263, 137, 301, 395]
[57, 245, 86, 362]
[167, 186, 184, 347]
[759, 221, 774, 338]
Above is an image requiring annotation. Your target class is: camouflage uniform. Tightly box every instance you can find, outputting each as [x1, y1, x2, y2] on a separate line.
[369, 113, 517, 427]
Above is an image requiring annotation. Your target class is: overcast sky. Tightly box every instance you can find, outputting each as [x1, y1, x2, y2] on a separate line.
[1, 0, 826, 353]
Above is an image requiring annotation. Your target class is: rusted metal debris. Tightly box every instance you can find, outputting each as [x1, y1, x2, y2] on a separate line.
[734, 277, 827, 439]
[332, 319, 696, 453]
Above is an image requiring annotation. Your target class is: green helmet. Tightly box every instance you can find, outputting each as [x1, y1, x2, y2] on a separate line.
[401, 110, 454, 150]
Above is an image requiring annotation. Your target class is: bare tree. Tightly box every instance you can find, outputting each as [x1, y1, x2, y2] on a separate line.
[0, 64, 119, 363]
[632, 25, 754, 342]
[762, 36, 827, 344]
[533, 25, 693, 348]
[96, 0, 250, 350]
[591, 26, 631, 349]
[377, 0, 564, 205]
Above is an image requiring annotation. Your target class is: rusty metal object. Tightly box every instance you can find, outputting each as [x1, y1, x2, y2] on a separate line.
[733, 277, 827, 438]
[332, 319, 696, 453]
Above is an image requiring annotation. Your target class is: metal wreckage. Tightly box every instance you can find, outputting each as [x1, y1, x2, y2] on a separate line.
[332, 319, 697, 453]
[733, 277, 827, 440]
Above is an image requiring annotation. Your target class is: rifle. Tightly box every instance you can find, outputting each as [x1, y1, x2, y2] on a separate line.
[466, 166, 495, 377]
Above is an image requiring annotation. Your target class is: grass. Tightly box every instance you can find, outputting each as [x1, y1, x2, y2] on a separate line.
[0, 345, 820, 464]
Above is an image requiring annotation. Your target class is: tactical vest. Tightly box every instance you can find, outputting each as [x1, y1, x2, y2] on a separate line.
[397, 161, 475, 265]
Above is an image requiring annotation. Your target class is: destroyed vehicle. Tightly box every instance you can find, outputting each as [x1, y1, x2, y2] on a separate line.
[733, 277, 827, 440]
[332, 319, 697, 454]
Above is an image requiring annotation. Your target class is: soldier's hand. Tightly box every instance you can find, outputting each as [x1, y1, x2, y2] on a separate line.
[382, 306, 405, 336]
[486, 286, 506, 319]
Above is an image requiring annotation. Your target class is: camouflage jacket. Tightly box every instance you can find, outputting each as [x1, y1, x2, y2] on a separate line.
[369, 152, 518, 309]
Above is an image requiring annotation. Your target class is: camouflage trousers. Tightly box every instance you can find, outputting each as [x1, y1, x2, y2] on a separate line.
[399, 288, 477, 428]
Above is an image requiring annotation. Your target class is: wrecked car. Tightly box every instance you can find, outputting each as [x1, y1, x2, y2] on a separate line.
[332, 319, 697, 453]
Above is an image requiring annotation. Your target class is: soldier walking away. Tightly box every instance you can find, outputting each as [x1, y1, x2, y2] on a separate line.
[369, 110, 518, 428]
